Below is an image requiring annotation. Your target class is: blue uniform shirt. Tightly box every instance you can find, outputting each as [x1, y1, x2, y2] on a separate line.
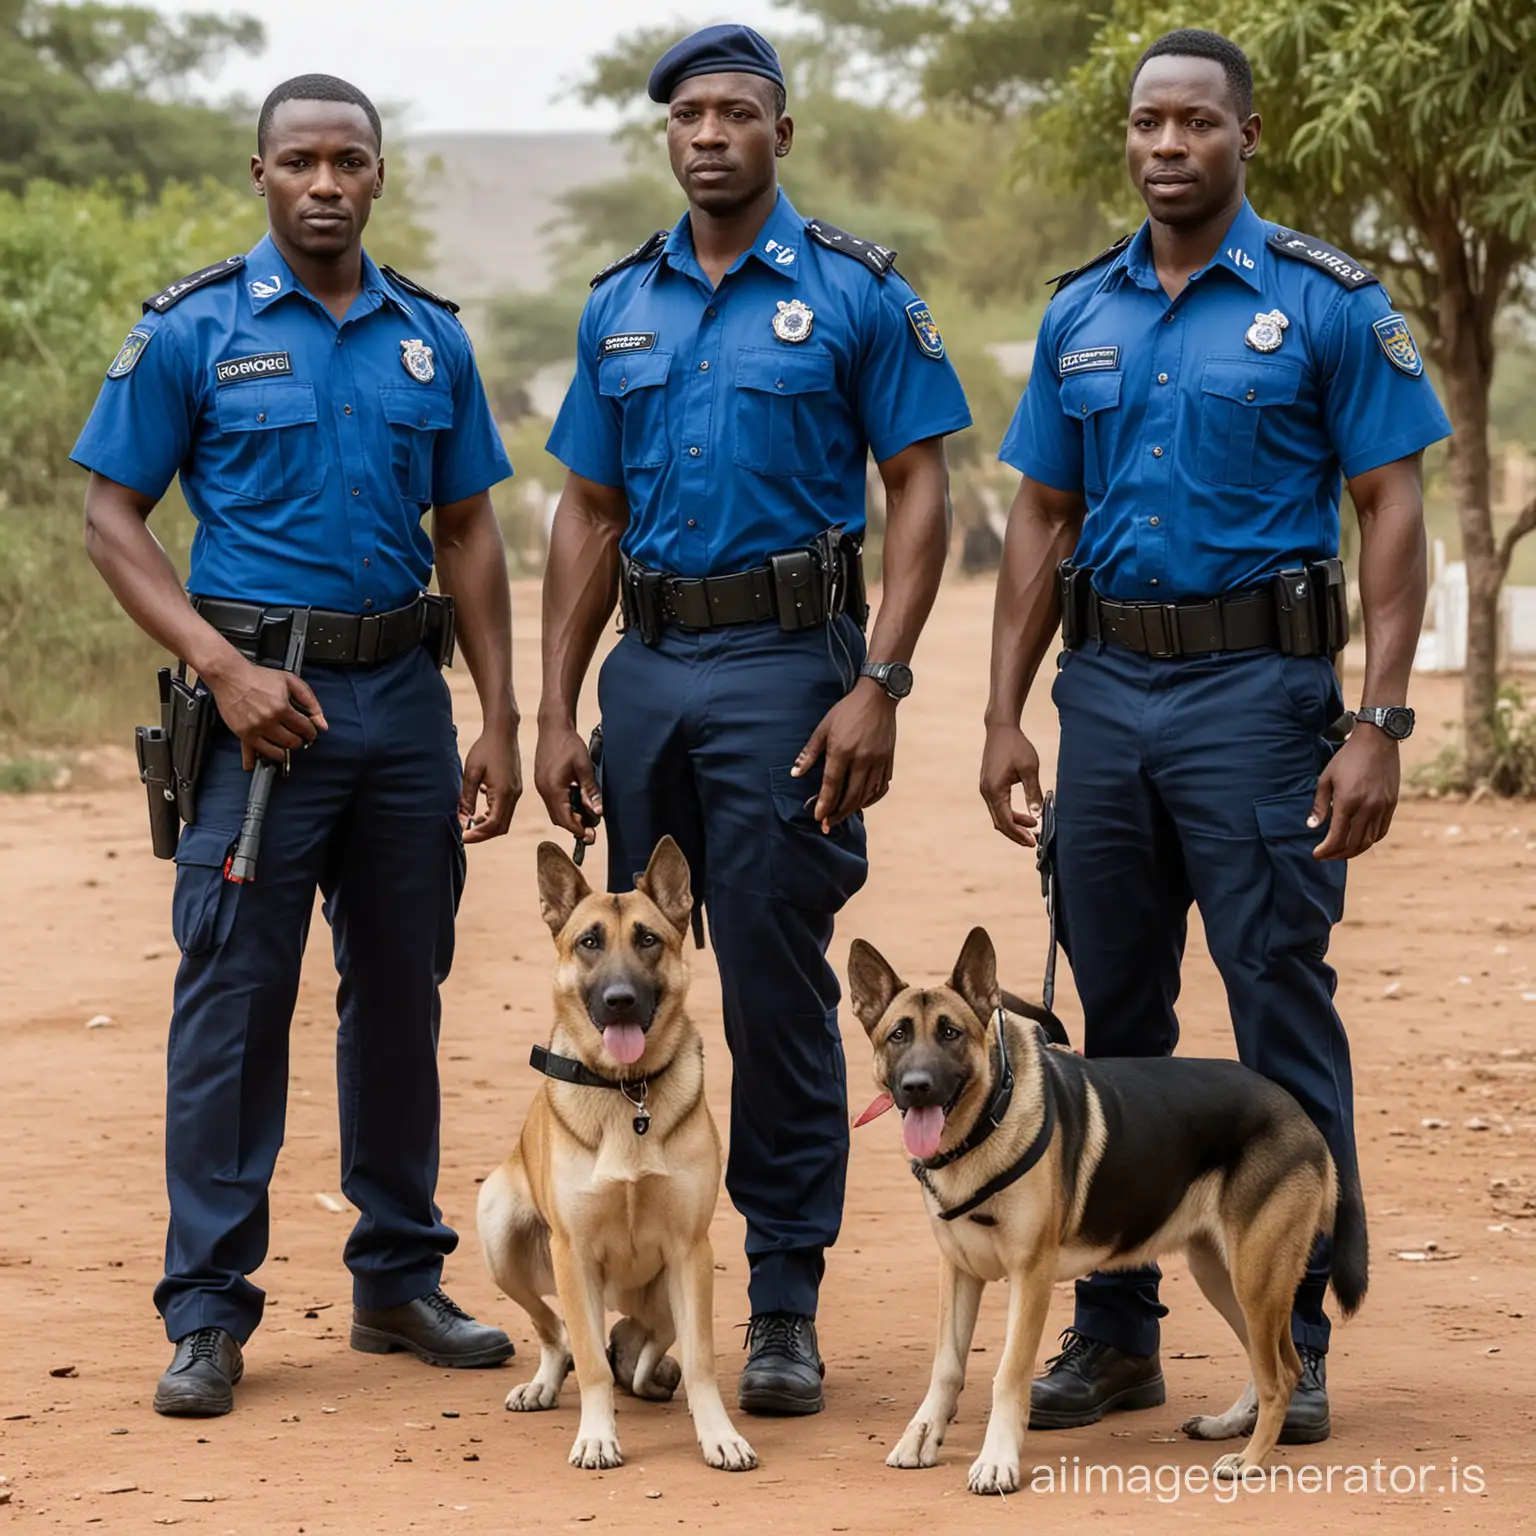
[547, 191, 972, 577]
[71, 233, 513, 611]
[1000, 200, 1452, 601]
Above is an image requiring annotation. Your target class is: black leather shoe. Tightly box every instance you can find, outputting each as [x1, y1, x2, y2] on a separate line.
[1279, 1345, 1330, 1444]
[737, 1313, 824, 1416]
[351, 1287, 514, 1368]
[154, 1327, 243, 1417]
[1029, 1330, 1166, 1429]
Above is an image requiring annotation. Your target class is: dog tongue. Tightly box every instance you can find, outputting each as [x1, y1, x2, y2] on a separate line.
[603, 1024, 646, 1065]
[902, 1106, 946, 1160]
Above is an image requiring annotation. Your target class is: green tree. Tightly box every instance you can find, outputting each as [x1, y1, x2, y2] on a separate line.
[0, 0, 265, 192]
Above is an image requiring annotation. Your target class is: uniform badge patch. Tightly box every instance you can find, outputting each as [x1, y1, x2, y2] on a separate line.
[399, 338, 436, 383]
[905, 300, 945, 360]
[107, 329, 152, 379]
[1373, 313, 1424, 377]
[215, 350, 293, 386]
[1245, 309, 1290, 354]
[1058, 346, 1120, 376]
[248, 275, 282, 301]
[772, 299, 814, 344]
[599, 332, 658, 358]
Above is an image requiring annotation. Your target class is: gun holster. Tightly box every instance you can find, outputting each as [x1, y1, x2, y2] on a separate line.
[1273, 557, 1348, 657]
[1057, 561, 1091, 651]
[136, 663, 216, 858]
[423, 592, 457, 668]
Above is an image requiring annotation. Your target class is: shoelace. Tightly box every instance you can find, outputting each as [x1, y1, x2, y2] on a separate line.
[742, 1313, 806, 1358]
[183, 1327, 225, 1365]
[1041, 1328, 1096, 1374]
[422, 1288, 471, 1323]
[1297, 1344, 1325, 1379]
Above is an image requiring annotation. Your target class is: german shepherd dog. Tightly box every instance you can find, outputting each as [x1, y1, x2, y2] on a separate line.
[476, 837, 755, 1473]
[848, 927, 1367, 1495]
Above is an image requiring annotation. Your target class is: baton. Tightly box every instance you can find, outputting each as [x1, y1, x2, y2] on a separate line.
[570, 723, 603, 867]
[225, 608, 310, 885]
[1036, 790, 1059, 1014]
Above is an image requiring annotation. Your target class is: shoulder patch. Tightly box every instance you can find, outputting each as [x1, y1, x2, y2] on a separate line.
[904, 299, 944, 359]
[805, 219, 897, 279]
[1372, 313, 1425, 377]
[1047, 234, 1134, 294]
[380, 265, 461, 315]
[142, 255, 245, 315]
[1267, 229, 1378, 291]
[107, 328, 153, 379]
[590, 231, 668, 290]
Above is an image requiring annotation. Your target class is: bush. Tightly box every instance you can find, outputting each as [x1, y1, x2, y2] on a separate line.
[1409, 681, 1536, 798]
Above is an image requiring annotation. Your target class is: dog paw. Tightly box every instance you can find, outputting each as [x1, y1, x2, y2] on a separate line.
[700, 1431, 757, 1472]
[887, 1420, 942, 1470]
[1213, 1452, 1255, 1483]
[1182, 1410, 1255, 1442]
[569, 1434, 623, 1471]
[505, 1380, 561, 1412]
[967, 1455, 1020, 1496]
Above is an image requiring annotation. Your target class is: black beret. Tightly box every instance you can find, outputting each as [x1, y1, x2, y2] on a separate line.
[647, 24, 785, 106]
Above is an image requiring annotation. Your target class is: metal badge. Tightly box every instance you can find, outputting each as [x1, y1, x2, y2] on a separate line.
[1244, 309, 1290, 354]
[772, 299, 814, 344]
[399, 338, 436, 383]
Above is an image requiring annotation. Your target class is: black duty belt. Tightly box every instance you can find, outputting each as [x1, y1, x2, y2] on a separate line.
[619, 528, 868, 645]
[193, 593, 456, 668]
[1058, 557, 1348, 660]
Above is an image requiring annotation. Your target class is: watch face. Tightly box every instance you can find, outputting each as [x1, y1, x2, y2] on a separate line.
[1384, 706, 1414, 740]
[885, 663, 914, 698]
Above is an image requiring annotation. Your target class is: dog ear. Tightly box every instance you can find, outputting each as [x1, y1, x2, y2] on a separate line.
[847, 939, 907, 1035]
[949, 926, 1001, 1027]
[636, 835, 694, 936]
[536, 841, 592, 937]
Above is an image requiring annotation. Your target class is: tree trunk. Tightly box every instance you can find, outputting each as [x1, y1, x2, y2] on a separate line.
[1437, 282, 1499, 782]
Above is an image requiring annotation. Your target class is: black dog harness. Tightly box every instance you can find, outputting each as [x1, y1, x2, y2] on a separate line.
[529, 1044, 669, 1137]
[911, 1012, 1057, 1222]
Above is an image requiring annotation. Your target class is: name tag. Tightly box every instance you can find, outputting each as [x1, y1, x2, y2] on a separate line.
[599, 332, 657, 359]
[215, 351, 294, 386]
[1058, 346, 1120, 376]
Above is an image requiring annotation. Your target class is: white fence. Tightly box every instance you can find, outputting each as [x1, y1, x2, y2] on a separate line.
[1415, 539, 1536, 671]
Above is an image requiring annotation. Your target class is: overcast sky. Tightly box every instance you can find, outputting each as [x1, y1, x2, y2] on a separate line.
[157, 0, 789, 135]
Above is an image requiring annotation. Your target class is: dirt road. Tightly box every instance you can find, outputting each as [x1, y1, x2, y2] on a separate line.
[1, 580, 1532, 1532]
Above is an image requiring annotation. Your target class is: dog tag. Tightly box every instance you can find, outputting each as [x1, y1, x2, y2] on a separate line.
[632, 1106, 651, 1137]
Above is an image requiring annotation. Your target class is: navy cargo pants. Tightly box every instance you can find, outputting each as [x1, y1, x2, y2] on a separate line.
[155, 645, 465, 1344]
[597, 615, 869, 1319]
[1053, 642, 1356, 1357]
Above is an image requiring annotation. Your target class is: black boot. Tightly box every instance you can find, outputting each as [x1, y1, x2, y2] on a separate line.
[737, 1313, 824, 1416]
[351, 1287, 514, 1368]
[1280, 1345, 1330, 1444]
[1029, 1329, 1165, 1429]
[154, 1327, 244, 1418]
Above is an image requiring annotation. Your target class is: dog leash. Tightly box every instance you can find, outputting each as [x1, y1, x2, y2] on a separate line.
[529, 1044, 670, 1137]
[1037, 790, 1059, 1014]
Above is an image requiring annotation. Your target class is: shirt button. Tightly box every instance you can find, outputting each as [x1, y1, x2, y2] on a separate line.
[1149, 517, 1160, 527]
[776, 380, 785, 390]
[687, 519, 697, 529]
[619, 379, 627, 391]
[699, 361, 710, 372]
[706, 306, 717, 317]
[1080, 403, 1088, 415]
[418, 416, 427, 426]
[351, 487, 360, 496]
[343, 404, 353, 415]
[1157, 373, 1169, 385]
[689, 446, 700, 457]
[1152, 446, 1164, 458]
[1164, 312, 1176, 324]
[336, 336, 344, 345]
[1150, 578, 1160, 587]
[364, 598, 374, 610]
[363, 557, 371, 567]
[255, 412, 267, 424]
[1245, 389, 1257, 402]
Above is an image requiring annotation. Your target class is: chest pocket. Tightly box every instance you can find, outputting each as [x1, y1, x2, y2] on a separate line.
[598, 351, 673, 470]
[381, 386, 455, 505]
[1058, 372, 1121, 496]
[734, 348, 835, 478]
[1196, 359, 1305, 488]
[212, 382, 324, 502]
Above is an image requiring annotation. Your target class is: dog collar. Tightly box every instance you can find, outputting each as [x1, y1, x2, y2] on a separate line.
[928, 1073, 1056, 1223]
[913, 1007, 1015, 1173]
[529, 1044, 669, 1136]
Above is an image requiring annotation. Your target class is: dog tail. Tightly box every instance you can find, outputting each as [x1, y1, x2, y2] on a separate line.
[1329, 1155, 1369, 1318]
[1000, 989, 1072, 1049]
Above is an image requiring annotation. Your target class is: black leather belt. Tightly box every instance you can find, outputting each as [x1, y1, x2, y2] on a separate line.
[1088, 588, 1279, 656]
[193, 594, 453, 667]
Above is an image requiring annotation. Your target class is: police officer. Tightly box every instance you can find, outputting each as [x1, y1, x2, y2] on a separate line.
[980, 30, 1450, 1441]
[72, 74, 522, 1416]
[534, 25, 971, 1415]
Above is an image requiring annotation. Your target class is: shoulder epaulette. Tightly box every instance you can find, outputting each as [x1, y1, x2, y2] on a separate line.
[142, 255, 245, 315]
[1267, 229, 1378, 291]
[1047, 235, 1134, 295]
[805, 219, 897, 279]
[590, 231, 668, 289]
[380, 265, 461, 314]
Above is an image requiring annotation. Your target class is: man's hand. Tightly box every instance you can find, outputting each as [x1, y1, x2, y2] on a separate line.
[209, 658, 327, 772]
[1310, 728, 1400, 860]
[980, 723, 1044, 847]
[535, 721, 602, 845]
[793, 679, 897, 832]
[460, 715, 522, 844]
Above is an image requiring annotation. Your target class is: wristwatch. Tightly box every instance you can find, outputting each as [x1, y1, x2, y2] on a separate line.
[1355, 705, 1415, 741]
[860, 661, 914, 701]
